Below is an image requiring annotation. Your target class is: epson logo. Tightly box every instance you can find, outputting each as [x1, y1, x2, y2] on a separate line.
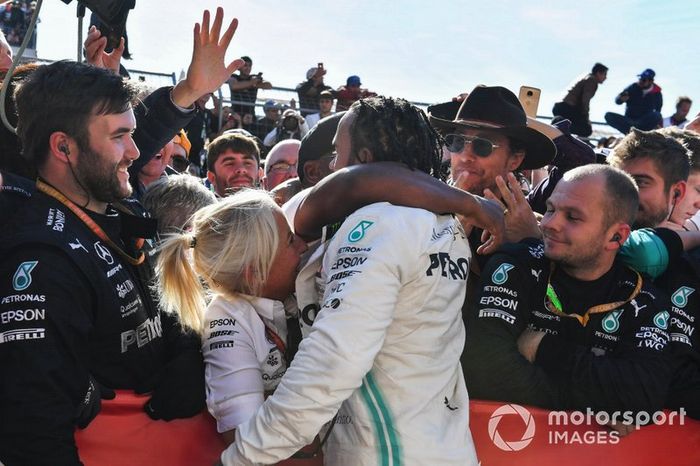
[210, 318, 236, 328]
[1, 308, 46, 324]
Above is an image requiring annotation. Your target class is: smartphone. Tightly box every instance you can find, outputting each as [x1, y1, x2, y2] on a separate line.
[318, 62, 324, 68]
[518, 86, 541, 118]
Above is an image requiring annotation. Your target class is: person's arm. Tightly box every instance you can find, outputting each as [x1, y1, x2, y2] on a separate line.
[462, 246, 562, 409]
[223, 208, 416, 465]
[656, 91, 663, 113]
[618, 228, 685, 279]
[532, 300, 672, 414]
[294, 162, 505, 254]
[615, 85, 633, 105]
[0, 247, 95, 465]
[133, 311, 206, 421]
[263, 126, 277, 147]
[200, 302, 266, 442]
[131, 8, 243, 172]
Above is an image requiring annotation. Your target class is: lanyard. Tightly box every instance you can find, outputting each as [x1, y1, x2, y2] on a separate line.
[36, 179, 145, 265]
[264, 324, 287, 358]
[544, 263, 642, 326]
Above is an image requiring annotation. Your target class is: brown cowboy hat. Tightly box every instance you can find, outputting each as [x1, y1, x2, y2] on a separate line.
[428, 85, 556, 169]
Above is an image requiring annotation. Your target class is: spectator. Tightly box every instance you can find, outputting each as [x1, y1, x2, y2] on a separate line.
[228, 55, 271, 118]
[335, 75, 376, 111]
[605, 68, 663, 134]
[663, 96, 693, 129]
[132, 139, 175, 200]
[607, 128, 690, 229]
[295, 64, 332, 116]
[262, 139, 300, 191]
[428, 86, 556, 197]
[275, 112, 344, 212]
[552, 62, 608, 137]
[252, 99, 281, 140]
[263, 108, 309, 147]
[142, 173, 216, 235]
[465, 164, 671, 417]
[654, 128, 700, 229]
[171, 129, 192, 173]
[206, 132, 262, 197]
[304, 90, 334, 129]
[0, 29, 13, 73]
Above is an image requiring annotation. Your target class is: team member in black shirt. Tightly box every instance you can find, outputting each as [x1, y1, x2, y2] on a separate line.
[464, 164, 672, 415]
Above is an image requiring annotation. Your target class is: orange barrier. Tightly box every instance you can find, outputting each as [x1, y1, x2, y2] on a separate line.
[74, 390, 323, 466]
[470, 400, 700, 466]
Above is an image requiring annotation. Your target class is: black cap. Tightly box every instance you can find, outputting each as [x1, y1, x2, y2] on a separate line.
[298, 112, 345, 182]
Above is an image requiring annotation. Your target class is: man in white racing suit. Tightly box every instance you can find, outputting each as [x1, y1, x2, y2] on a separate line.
[222, 97, 482, 465]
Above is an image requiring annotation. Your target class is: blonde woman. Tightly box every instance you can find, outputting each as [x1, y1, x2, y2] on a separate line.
[156, 190, 307, 446]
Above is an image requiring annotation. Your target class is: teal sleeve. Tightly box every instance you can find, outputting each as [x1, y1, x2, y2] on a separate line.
[618, 228, 669, 279]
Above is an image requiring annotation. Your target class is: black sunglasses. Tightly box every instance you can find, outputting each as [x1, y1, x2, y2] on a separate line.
[444, 134, 500, 157]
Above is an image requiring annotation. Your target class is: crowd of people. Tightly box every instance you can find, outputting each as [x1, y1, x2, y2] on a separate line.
[553, 63, 694, 139]
[1, 6, 700, 466]
[0, 0, 36, 47]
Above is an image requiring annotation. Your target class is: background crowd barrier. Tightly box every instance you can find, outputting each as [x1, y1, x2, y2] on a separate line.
[469, 400, 700, 466]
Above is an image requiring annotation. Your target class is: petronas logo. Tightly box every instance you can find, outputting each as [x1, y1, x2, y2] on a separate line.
[602, 309, 622, 333]
[13, 261, 38, 291]
[671, 287, 694, 308]
[653, 311, 670, 330]
[348, 221, 373, 243]
[492, 263, 514, 285]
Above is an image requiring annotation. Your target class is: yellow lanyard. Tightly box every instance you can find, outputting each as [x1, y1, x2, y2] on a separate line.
[544, 263, 642, 326]
[36, 179, 145, 266]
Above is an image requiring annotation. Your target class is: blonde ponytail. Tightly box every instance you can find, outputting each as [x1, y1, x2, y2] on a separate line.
[156, 232, 207, 334]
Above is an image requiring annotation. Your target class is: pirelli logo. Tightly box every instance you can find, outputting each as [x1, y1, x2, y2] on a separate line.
[0, 327, 46, 343]
[479, 309, 516, 325]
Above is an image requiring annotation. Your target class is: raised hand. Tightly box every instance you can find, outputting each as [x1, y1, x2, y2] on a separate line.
[84, 25, 124, 74]
[172, 7, 246, 108]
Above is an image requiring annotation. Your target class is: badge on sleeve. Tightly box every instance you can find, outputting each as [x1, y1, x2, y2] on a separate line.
[13, 261, 38, 291]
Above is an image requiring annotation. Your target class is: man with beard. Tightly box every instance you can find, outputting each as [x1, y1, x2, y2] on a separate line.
[463, 165, 672, 418]
[605, 68, 663, 134]
[206, 131, 261, 197]
[0, 9, 244, 465]
[607, 128, 690, 229]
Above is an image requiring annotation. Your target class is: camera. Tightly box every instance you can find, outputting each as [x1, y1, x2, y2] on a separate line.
[282, 115, 299, 131]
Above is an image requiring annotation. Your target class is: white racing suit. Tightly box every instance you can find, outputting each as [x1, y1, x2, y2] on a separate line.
[223, 202, 479, 465]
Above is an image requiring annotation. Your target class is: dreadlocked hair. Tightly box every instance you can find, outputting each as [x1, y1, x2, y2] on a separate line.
[349, 96, 445, 180]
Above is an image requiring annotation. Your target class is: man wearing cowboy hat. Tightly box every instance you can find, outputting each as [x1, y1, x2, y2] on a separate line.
[428, 86, 596, 219]
[429, 85, 557, 197]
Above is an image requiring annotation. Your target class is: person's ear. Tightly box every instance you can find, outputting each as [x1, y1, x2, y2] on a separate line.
[355, 147, 373, 164]
[48, 132, 74, 162]
[303, 160, 321, 185]
[671, 181, 686, 204]
[508, 150, 526, 171]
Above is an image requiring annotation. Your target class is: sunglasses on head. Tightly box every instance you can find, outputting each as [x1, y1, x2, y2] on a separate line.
[444, 134, 500, 157]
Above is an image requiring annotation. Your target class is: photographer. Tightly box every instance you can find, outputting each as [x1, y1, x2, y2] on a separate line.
[263, 108, 309, 147]
[228, 55, 272, 117]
